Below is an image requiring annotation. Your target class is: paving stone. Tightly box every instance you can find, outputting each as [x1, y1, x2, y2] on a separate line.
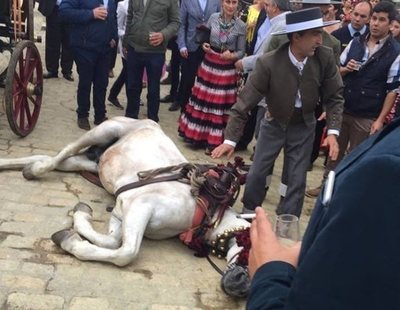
[69, 297, 110, 310]
[0, 259, 20, 272]
[5, 292, 64, 309]
[0, 274, 46, 291]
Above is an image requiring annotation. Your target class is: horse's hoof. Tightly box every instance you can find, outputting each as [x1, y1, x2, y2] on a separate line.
[73, 202, 93, 215]
[22, 163, 38, 180]
[51, 229, 74, 247]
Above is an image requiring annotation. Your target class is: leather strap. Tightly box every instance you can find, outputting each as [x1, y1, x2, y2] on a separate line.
[114, 173, 186, 197]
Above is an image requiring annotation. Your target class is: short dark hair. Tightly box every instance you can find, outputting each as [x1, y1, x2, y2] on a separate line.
[287, 29, 306, 41]
[373, 1, 397, 21]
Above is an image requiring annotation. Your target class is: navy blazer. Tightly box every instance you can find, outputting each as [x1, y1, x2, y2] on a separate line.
[60, 0, 118, 51]
[247, 117, 400, 309]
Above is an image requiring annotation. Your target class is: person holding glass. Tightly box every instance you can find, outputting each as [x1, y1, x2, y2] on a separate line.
[178, 0, 246, 155]
[59, 0, 118, 130]
[247, 109, 400, 308]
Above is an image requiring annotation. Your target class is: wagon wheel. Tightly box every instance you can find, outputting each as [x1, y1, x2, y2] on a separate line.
[4, 40, 43, 137]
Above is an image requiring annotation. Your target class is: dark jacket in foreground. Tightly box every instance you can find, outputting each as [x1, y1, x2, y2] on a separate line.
[247, 116, 400, 309]
[224, 42, 344, 142]
[59, 0, 118, 51]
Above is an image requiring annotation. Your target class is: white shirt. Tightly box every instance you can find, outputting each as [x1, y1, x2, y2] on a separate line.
[253, 17, 271, 53]
[198, 0, 207, 12]
[288, 47, 307, 108]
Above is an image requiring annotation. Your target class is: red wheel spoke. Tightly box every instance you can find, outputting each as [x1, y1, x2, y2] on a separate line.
[13, 72, 24, 89]
[18, 97, 27, 129]
[13, 91, 24, 120]
[22, 47, 32, 81]
[23, 97, 33, 126]
[25, 56, 39, 83]
[28, 95, 39, 107]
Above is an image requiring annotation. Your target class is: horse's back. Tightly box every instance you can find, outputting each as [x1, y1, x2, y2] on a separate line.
[98, 121, 187, 194]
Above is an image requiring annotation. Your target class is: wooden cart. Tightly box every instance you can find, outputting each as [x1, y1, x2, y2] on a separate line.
[0, 0, 43, 137]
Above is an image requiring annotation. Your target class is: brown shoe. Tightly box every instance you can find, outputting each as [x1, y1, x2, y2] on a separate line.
[305, 186, 321, 198]
[77, 118, 90, 130]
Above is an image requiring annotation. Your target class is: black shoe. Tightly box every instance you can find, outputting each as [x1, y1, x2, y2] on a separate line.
[160, 94, 174, 103]
[168, 101, 181, 112]
[44, 72, 58, 79]
[94, 117, 108, 125]
[77, 117, 90, 130]
[63, 73, 74, 82]
[108, 97, 124, 109]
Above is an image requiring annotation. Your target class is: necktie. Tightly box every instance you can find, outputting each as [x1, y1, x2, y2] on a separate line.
[296, 62, 304, 75]
[353, 31, 361, 37]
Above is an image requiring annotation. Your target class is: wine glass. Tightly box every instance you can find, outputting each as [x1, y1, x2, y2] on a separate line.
[274, 214, 300, 247]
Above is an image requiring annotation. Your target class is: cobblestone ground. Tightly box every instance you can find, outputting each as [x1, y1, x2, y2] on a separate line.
[0, 10, 325, 310]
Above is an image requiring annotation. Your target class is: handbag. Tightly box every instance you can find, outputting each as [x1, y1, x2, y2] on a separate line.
[195, 24, 211, 45]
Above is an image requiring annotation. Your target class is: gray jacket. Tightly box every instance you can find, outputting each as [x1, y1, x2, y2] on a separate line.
[176, 0, 220, 52]
[242, 11, 288, 74]
[124, 0, 180, 53]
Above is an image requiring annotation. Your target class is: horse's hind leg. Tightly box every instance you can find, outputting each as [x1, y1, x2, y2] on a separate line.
[72, 202, 122, 249]
[52, 199, 153, 266]
[23, 118, 148, 179]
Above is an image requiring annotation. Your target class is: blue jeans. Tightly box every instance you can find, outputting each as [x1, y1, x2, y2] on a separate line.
[126, 46, 165, 122]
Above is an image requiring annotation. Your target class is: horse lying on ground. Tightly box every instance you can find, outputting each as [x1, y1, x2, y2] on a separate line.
[0, 117, 251, 297]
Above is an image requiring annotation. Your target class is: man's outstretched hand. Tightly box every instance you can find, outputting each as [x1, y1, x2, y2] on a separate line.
[211, 143, 235, 159]
[248, 207, 301, 278]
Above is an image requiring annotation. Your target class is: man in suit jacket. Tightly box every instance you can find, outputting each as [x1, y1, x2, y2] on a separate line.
[331, 0, 372, 52]
[247, 116, 400, 310]
[60, 0, 118, 130]
[212, 8, 344, 217]
[168, 0, 220, 112]
[39, 0, 74, 81]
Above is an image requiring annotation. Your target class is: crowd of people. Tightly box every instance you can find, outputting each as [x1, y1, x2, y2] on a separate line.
[33, 0, 400, 308]
[27, 0, 400, 310]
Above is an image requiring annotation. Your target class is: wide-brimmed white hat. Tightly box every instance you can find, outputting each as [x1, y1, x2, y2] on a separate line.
[291, 0, 342, 5]
[272, 7, 340, 35]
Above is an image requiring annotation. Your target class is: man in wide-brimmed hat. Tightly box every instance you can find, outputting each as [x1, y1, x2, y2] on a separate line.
[249, 0, 343, 212]
[212, 7, 344, 218]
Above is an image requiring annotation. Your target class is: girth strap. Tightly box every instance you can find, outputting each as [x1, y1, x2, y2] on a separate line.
[114, 172, 186, 196]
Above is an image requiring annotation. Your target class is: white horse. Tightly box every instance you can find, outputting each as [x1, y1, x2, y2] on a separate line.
[0, 117, 251, 297]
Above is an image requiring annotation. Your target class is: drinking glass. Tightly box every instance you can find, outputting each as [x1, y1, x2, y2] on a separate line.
[274, 214, 300, 247]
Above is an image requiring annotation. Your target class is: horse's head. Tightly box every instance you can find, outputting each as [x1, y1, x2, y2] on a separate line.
[206, 209, 252, 298]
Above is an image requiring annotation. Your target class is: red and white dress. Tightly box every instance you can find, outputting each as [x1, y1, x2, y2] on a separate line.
[178, 13, 246, 150]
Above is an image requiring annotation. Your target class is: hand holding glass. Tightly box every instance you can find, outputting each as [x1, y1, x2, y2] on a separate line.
[274, 214, 300, 247]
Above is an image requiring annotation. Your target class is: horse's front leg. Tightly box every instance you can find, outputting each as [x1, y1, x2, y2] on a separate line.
[72, 202, 122, 249]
